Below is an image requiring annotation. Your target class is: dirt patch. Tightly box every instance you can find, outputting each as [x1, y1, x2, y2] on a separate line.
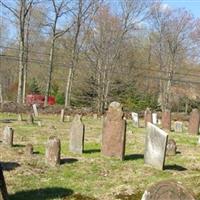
[64, 194, 98, 200]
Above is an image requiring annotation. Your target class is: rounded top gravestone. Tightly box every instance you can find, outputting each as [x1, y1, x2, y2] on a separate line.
[106, 101, 124, 121]
[141, 180, 196, 200]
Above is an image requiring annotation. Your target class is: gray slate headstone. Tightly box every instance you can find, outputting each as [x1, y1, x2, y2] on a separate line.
[131, 112, 139, 127]
[69, 115, 85, 154]
[3, 126, 14, 147]
[174, 121, 183, 133]
[152, 113, 157, 124]
[144, 123, 168, 170]
[32, 104, 38, 117]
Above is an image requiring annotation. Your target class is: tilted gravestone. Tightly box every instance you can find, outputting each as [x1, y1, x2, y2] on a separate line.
[3, 126, 14, 147]
[141, 180, 196, 200]
[32, 104, 38, 117]
[166, 139, 177, 156]
[60, 109, 65, 122]
[0, 164, 9, 200]
[144, 108, 152, 127]
[131, 112, 139, 127]
[174, 121, 183, 133]
[144, 123, 168, 170]
[102, 102, 126, 160]
[188, 109, 200, 135]
[69, 114, 85, 154]
[45, 136, 61, 167]
[152, 113, 157, 124]
[162, 109, 171, 131]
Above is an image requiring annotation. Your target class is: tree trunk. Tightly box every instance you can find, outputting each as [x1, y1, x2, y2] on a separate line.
[44, 38, 55, 107]
[64, 66, 73, 108]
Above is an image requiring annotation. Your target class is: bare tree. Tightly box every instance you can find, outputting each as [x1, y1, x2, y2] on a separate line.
[0, 0, 34, 104]
[150, 3, 194, 110]
[44, 0, 73, 107]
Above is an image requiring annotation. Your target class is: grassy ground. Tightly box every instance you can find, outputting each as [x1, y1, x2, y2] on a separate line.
[0, 112, 200, 200]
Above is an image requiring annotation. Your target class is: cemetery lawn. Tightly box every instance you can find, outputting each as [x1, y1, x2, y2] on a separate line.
[1, 113, 200, 200]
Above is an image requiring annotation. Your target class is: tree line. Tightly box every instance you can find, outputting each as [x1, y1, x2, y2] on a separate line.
[0, 0, 200, 113]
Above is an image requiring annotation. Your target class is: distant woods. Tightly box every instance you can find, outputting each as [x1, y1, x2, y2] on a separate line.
[0, 0, 200, 113]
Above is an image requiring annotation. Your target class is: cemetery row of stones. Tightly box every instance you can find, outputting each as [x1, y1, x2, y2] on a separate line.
[1, 102, 199, 200]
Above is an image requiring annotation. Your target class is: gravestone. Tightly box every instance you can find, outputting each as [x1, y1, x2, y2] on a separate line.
[102, 101, 126, 160]
[0, 164, 9, 200]
[37, 121, 42, 127]
[69, 114, 85, 154]
[152, 113, 157, 124]
[162, 109, 171, 131]
[144, 108, 152, 127]
[174, 121, 183, 133]
[3, 126, 14, 147]
[66, 115, 70, 122]
[60, 109, 65, 122]
[198, 136, 200, 145]
[45, 136, 60, 167]
[93, 113, 98, 120]
[188, 109, 200, 135]
[144, 123, 168, 170]
[25, 144, 33, 156]
[131, 112, 139, 127]
[18, 113, 23, 121]
[27, 113, 34, 124]
[32, 104, 38, 117]
[141, 180, 196, 200]
[166, 139, 176, 156]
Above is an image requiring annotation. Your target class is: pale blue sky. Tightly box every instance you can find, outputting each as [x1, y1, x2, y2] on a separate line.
[163, 0, 200, 18]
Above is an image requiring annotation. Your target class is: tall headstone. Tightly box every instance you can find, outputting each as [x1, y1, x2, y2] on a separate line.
[45, 136, 61, 167]
[69, 115, 85, 154]
[166, 139, 176, 156]
[102, 102, 126, 160]
[144, 123, 168, 170]
[32, 104, 38, 117]
[60, 109, 65, 122]
[162, 109, 171, 131]
[152, 113, 157, 124]
[3, 126, 14, 147]
[141, 180, 196, 200]
[188, 109, 200, 135]
[174, 121, 183, 133]
[131, 112, 139, 127]
[0, 164, 9, 200]
[144, 108, 152, 127]
[18, 113, 23, 121]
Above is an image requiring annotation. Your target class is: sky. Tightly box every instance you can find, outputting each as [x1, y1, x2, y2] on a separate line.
[163, 0, 200, 18]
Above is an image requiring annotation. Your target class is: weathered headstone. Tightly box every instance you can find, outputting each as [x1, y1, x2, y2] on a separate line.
[144, 123, 168, 170]
[141, 180, 196, 200]
[32, 104, 38, 117]
[152, 113, 157, 124]
[198, 136, 200, 145]
[66, 115, 70, 122]
[174, 121, 183, 133]
[131, 112, 139, 127]
[102, 102, 126, 160]
[60, 109, 65, 122]
[3, 126, 14, 147]
[25, 144, 33, 156]
[37, 121, 42, 127]
[144, 108, 152, 127]
[69, 114, 85, 154]
[188, 109, 200, 135]
[93, 113, 98, 120]
[27, 113, 34, 124]
[162, 109, 171, 131]
[0, 164, 9, 200]
[45, 136, 61, 167]
[18, 113, 23, 121]
[166, 139, 176, 156]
